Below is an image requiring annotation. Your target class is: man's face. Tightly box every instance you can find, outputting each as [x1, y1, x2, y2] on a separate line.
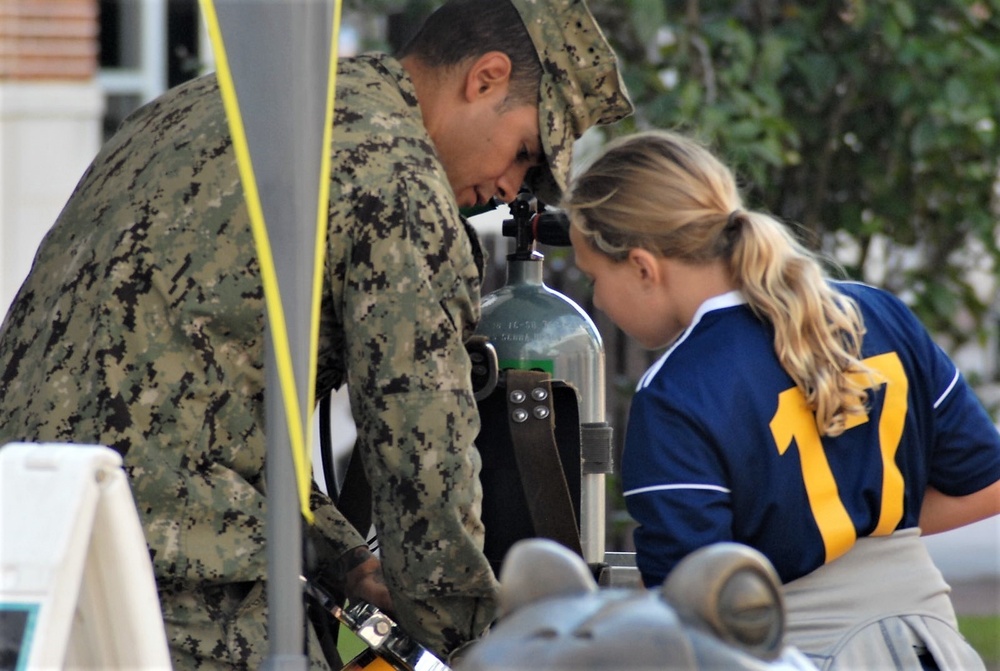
[436, 101, 543, 208]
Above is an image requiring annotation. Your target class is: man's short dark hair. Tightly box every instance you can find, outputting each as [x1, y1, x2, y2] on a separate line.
[398, 0, 542, 108]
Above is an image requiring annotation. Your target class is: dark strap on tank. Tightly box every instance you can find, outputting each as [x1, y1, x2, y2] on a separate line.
[319, 392, 339, 497]
[504, 369, 583, 557]
[319, 391, 372, 538]
[336, 447, 372, 539]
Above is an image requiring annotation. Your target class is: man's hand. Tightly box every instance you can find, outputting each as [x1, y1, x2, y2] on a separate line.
[340, 545, 394, 615]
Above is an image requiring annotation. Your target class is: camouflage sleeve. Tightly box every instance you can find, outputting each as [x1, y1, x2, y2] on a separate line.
[306, 485, 370, 578]
[340, 176, 500, 655]
[0, 74, 370, 590]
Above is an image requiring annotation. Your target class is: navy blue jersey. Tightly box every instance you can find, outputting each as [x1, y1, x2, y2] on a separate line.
[622, 283, 1000, 586]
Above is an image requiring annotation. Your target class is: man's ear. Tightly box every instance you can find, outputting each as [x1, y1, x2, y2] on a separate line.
[463, 51, 513, 102]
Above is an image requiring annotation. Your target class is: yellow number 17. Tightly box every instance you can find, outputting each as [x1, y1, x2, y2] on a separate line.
[769, 352, 908, 564]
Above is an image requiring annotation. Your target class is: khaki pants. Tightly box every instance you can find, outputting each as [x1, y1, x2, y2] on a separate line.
[783, 529, 985, 671]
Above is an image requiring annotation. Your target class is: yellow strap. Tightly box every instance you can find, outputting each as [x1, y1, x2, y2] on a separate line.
[198, 0, 343, 523]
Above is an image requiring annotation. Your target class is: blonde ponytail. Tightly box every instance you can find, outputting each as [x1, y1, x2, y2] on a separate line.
[728, 210, 873, 436]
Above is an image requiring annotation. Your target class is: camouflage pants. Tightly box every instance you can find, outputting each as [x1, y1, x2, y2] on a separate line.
[159, 580, 336, 670]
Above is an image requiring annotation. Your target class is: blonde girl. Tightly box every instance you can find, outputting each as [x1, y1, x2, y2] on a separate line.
[563, 129, 1000, 670]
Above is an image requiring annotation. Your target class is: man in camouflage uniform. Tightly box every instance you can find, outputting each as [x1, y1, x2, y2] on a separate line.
[0, 0, 631, 668]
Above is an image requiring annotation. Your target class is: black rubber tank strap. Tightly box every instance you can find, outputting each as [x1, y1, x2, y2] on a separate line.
[503, 369, 583, 558]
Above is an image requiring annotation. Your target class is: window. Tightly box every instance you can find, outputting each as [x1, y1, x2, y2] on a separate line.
[98, 0, 202, 139]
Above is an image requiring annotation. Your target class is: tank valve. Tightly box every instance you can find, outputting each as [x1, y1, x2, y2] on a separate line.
[501, 191, 571, 258]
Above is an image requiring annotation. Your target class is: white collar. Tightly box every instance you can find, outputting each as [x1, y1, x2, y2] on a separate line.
[637, 290, 747, 389]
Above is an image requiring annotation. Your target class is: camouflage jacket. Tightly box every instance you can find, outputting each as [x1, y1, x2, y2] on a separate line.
[0, 52, 498, 654]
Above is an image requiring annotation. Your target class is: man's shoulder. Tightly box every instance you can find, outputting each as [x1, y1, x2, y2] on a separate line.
[335, 55, 425, 139]
[331, 55, 441, 195]
[115, 73, 222, 135]
[335, 53, 417, 112]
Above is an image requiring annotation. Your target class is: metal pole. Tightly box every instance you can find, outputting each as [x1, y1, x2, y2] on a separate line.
[213, 1, 332, 667]
[264, 336, 306, 670]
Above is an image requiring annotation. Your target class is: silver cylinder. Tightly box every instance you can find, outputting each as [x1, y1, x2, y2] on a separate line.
[477, 252, 606, 563]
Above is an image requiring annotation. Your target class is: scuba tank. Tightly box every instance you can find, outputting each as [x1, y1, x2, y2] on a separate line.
[474, 192, 613, 566]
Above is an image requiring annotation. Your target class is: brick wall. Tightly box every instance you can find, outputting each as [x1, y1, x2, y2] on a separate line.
[0, 0, 98, 80]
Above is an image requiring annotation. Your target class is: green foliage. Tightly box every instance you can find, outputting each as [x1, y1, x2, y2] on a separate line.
[590, 0, 1000, 346]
